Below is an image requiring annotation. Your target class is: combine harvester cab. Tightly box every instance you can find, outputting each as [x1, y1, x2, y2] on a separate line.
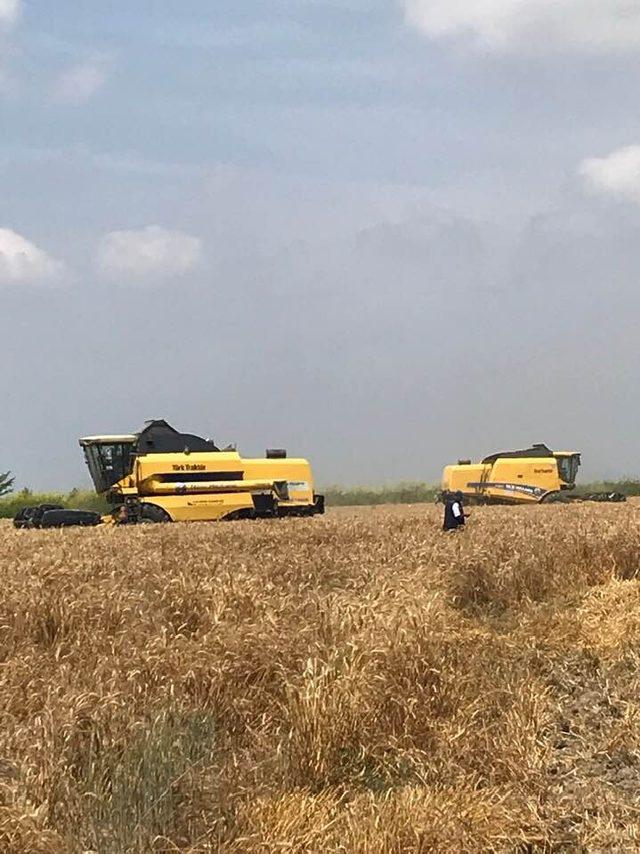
[14, 419, 325, 528]
[441, 443, 625, 506]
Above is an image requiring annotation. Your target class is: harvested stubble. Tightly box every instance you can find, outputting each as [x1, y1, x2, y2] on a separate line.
[1, 502, 640, 851]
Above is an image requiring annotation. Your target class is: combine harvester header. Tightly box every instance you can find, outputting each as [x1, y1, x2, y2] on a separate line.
[15, 419, 325, 529]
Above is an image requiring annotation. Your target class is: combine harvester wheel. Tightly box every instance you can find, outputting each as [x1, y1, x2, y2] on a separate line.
[137, 503, 172, 523]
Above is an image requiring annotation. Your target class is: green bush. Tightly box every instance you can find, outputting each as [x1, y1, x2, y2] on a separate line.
[324, 479, 640, 508]
[0, 489, 109, 519]
[576, 480, 640, 497]
[323, 482, 438, 507]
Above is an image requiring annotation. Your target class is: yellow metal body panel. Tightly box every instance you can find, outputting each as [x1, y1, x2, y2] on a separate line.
[140, 492, 257, 522]
[110, 450, 316, 521]
[442, 463, 488, 495]
[240, 458, 314, 505]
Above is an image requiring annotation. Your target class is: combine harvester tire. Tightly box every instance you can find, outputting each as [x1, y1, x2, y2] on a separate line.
[540, 491, 572, 504]
[137, 503, 172, 524]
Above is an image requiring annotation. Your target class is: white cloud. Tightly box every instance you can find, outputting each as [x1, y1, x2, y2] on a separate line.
[0, 0, 20, 27]
[0, 228, 65, 285]
[96, 226, 203, 279]
[51, 55, 112, 105]
[403, 0, 640, 53]
[579, 146, 640, 204]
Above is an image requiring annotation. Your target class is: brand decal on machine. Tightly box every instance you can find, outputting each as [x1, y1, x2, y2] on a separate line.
[172, 464, 206, 472]
[287, 481, 309, 492]
[466, 481, 546, 497]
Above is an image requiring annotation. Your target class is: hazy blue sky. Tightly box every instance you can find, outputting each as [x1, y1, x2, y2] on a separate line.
[2, 0, 640, 489]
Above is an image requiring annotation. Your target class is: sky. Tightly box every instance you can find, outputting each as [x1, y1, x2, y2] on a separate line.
[2, 0, 640, 489]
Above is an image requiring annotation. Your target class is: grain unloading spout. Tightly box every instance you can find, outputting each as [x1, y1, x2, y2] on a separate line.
[138, 477, 290, 500]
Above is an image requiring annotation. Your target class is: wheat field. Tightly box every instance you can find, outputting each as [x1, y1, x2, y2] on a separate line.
[1, 502, 640, 852]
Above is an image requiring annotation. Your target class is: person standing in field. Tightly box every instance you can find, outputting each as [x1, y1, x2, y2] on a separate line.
[443, 491, 468, 532]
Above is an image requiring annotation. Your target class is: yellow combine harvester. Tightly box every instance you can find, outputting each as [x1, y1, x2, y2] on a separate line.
[442, 443, 625, 505]
[15, 419, 324, 528]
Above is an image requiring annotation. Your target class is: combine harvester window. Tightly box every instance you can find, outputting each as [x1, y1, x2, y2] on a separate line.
[84, 443, 134, 492]
[557, 456, 580, 485]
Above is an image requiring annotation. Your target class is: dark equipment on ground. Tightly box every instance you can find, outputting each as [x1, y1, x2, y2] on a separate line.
[13, 505, 102, 529]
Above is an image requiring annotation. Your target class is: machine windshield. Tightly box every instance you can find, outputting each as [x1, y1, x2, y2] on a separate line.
[83, 443, 135, 493]
[557, 455, 580, 485]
